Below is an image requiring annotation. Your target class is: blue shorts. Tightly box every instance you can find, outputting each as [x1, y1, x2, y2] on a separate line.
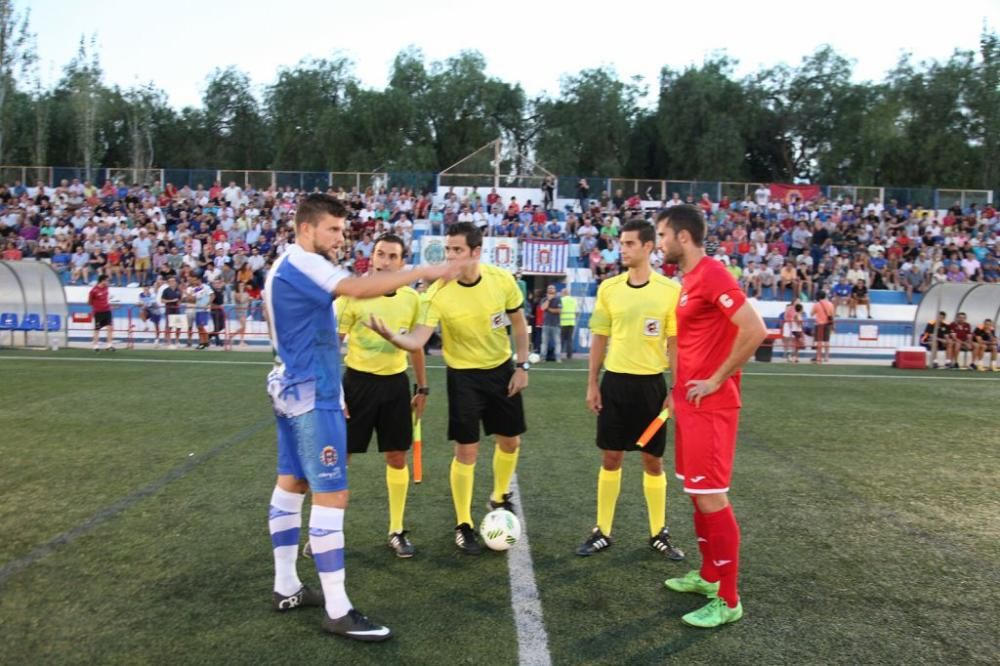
[275, 408, 348, 492]
[195, 311, 211, 327]
[147, 311, 161, 325]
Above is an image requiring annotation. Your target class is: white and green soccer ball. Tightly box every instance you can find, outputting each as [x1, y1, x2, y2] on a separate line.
[527, 353, 541, 364]
[480, 509, 521, 551]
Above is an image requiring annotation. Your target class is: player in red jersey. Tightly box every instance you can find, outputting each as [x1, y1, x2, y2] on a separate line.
[656, 205, 767, 628]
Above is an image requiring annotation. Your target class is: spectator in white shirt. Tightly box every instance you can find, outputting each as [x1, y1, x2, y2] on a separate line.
[754, 185, 771, 208]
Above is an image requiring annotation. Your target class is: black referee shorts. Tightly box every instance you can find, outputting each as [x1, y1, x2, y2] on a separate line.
[597, 370, 668, 458]
[446, 360, 527, 443]
[343, 368, 412, 454]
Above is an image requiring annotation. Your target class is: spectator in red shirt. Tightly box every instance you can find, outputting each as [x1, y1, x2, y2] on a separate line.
[486, 188, 500, 210]
[947, 312, 973, 369]
[698, 193, 713, 215]
[2, 241, 22, 261]
[353, 249, 370, 276]
[810, 291, 835, 364]
[88, 274, 115, 351]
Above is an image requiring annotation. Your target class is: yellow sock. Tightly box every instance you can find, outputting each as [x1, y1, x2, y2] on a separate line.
[491, 447, 520, 503]
[386, 464, 409, 534]
[450, 458, 475, 526]
[643, 471, 667, 537]
[596, 467, 622, 535]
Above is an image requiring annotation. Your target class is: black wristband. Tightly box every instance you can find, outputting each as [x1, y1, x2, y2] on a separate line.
[413, 384, 430, 395]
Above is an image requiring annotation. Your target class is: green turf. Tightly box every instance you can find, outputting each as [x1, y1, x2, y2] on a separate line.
[0, 349, 998, 664]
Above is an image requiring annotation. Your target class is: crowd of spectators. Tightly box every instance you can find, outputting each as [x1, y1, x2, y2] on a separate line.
[1, 178, 997, 324]
[570, 186, 998, 309]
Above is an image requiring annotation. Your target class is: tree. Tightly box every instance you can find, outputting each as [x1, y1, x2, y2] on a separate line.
[971, 28, 1000, 191]
[266, 57, 354, 171]
[657, 56, 751, 181]
[756, 46, 856, 181]
[202, 67, 266, 168]
[64, 36, 103, 177]
[536, 67, 643, 176]
[123, 84, 165, 176]
[0, 0, 34, 164]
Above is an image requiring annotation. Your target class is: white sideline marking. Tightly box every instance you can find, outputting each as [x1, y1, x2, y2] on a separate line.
[506, 474, 552, 666]
[1, 354, 998, 382]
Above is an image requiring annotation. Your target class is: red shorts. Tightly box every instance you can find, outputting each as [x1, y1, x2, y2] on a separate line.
[673, 403, 740, 494]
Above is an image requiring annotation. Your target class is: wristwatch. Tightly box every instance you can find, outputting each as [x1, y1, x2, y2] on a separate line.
[413, 385, 430, 395]
[516, 361, 531, 371]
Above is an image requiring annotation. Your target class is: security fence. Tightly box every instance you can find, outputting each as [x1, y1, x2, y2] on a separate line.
[1, 165, 995, 209]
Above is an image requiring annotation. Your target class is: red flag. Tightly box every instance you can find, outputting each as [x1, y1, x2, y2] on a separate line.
[767, 183, 822, 203]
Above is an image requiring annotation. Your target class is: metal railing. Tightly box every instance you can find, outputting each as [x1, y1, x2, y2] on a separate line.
[1, 164, 994, 209]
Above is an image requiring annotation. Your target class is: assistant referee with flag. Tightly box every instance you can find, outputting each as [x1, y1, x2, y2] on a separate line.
[334, 233, 428, 558]
[577, 219, 685, 560]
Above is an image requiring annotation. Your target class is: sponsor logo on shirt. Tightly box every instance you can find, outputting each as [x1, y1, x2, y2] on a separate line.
[679, 293, 688, 307]
[643, 318, 661, 337]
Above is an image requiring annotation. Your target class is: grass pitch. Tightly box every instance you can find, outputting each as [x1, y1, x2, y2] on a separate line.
[0, 350, 997, 665]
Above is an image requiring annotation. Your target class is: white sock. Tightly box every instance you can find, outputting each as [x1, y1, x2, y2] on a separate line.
[309, 505, 352, 619]
[268, 486, 305, 596]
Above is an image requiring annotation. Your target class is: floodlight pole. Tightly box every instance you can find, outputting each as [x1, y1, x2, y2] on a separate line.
[494, 139, 500, 190]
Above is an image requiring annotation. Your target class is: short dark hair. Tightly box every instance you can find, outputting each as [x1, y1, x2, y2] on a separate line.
[97, 274, 108, 283]
[656, 205, 706, 247]
[446, 222, 482, 250]
[373, 233, 408, 259]
[295, 193, 348, 227]
[817, 290, 826, 299]
[620, 219, 655, 246]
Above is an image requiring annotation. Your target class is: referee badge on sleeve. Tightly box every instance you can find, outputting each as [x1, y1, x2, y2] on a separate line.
[643, 318, 661, 336]
[490, 312, 509, 329]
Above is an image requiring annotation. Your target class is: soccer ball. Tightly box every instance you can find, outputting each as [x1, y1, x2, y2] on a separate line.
[480, 509, 521, 551]
[528, 352, 541, 364]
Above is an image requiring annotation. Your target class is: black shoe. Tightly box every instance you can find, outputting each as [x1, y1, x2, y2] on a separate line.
[323, 608, 392, 642]
[272, 585, 324, 611]
[388, 531, 415, 558]
[454, 523, 482, 555]
[302, 542, 312, 559]
[487, 492, 516, 513]
[649, 527, 685, 560]
[576, 527, 613, 556]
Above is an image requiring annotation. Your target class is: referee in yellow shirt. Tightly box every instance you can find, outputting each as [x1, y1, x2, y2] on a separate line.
[334, 234, 428, 558]
[577, 219, 685, 560]
[369, 222, 530, 555]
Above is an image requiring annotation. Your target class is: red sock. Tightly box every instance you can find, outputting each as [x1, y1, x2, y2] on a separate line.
[692, 509, 719, 583]
[702, 504, 741, 608]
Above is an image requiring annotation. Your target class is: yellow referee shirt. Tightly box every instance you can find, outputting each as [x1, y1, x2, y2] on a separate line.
[589, 272, 680, 375]
[421, 263, 524, 370]
[336, 286, 421, 376]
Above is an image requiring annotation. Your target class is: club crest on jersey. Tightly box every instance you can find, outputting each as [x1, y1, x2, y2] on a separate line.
[679, 292, 688, 307]
[490, 312, 508, 329]
[643, 318, 661, 336]
[320, 446, 338, 467]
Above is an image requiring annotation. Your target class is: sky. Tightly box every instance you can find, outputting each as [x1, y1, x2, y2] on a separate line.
[26, 0, 1000, 109]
